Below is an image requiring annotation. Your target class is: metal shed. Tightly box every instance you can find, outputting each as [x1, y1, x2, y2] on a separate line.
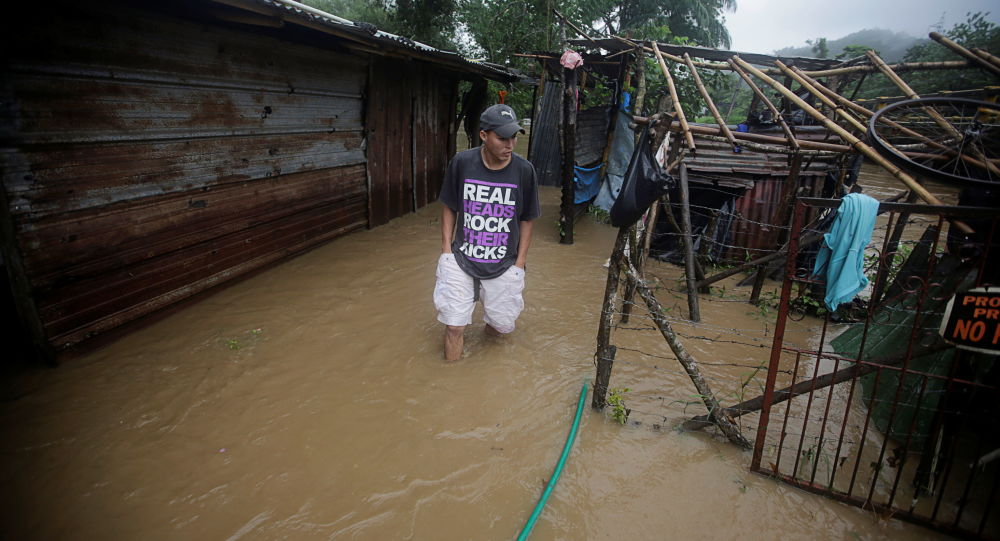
[0, 0, 517, 362]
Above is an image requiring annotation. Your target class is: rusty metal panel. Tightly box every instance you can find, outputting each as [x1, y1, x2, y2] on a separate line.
[0, 2, 369, 354]
[756, 199, 1000, 539]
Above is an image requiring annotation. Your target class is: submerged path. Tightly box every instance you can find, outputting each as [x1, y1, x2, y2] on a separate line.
[0, 186, 944, 540]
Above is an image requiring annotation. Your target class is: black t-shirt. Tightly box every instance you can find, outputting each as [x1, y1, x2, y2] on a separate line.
[439, 147, 541, 279]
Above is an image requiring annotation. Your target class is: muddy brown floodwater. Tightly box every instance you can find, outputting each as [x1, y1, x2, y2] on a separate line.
[1, 171, 955, 539]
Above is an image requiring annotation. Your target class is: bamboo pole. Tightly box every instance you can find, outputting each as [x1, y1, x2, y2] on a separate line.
[727, 59, 799, 150]
[930, 32, 1000, 78]
[691, 133, 835, 156]
[731, 56, 949, 209]
[775, 61, 867, 134]
[865, 50, 962, 139]
[802, 59, 975, 77]
[790, 65, 1000, 176]
[682, 53, 737, 149]
[623, 262, 751, 448]
[650, 42, 696, 151]
[971, 47, 1000, 70]
[866, 50, 1000, 178]
[552, 8, 598, 46]
[608, 35, 976, 76]
[638, 118, 851, 153]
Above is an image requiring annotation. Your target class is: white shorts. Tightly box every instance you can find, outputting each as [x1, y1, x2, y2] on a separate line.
[433, 253, 526, 333]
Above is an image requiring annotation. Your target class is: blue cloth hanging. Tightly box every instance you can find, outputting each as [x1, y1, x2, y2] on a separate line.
[573, 164, 603, 204]
[812, 193, 881, 311]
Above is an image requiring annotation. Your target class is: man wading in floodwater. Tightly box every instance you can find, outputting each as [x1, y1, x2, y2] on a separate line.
[434, 104, 540, 361]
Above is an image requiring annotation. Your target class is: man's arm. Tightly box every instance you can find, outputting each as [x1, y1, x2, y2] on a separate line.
[515, 220, 534, 269]
[441, 204, 456, 254]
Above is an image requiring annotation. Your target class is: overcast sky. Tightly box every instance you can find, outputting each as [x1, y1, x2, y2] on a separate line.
[724, 0, 999, 55]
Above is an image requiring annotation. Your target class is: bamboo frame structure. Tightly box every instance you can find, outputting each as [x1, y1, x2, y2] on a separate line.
[730, 56, 955, 212]
[865, 50, 1000, 178]
[651, 42, 696, 151]
[682, 53, 737, 149]
[632, 118, 852, 153]
[775, 61, 867, 135]
[971, 47, 1000, 70]
[930, 31, 1000, 78]
[790, 65, 1000, 176]
[727, 58, 799, 150]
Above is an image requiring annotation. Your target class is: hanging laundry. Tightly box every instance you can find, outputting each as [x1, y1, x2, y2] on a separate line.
[812, 193, 880, 311]
[560, 49, 584, 69]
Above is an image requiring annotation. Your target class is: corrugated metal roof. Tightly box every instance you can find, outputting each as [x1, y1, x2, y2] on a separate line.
[211, 0, 520, 82]
[681, 127, 839, 187]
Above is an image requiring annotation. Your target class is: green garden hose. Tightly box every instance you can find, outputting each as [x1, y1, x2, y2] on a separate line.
[516, 381, 588, 540]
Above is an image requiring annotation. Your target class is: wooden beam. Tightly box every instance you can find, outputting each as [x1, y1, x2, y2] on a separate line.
[560, 66, 578, 244]
[678, 164, 701, 321]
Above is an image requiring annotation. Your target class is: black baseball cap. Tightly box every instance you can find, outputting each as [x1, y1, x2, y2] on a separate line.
[479, 104, 525, 138]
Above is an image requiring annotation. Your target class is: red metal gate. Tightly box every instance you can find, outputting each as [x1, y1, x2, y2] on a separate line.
[753, 197, 1000, 539]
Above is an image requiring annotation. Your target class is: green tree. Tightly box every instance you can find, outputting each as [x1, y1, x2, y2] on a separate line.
[806, 37, 829, 59]
[302, 0, 457, 49]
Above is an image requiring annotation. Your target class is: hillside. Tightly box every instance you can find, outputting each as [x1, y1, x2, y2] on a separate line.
[774, 28, 923, 62]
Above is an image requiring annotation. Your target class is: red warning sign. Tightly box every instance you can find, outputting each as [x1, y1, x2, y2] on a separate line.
[939, 288, 1000, 355]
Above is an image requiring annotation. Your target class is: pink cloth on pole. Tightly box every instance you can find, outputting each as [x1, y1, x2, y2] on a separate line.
[560, 49, 584, 69]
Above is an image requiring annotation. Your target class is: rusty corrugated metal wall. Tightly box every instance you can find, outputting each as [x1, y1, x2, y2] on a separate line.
[0, 3, 369, 354]
[366, 59, 456, 227]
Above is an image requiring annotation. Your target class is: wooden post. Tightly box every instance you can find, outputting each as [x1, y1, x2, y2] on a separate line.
[930, 31, 1000, 78]
[682, 53, 738, 150]
[650, 42, 696, 152]
[620, 132, 681, 324]
[633, 49, 647, 118]
[624, 262, 751, 449]
[593, 226, 630, 408]
[748, 264, 768, 305]
[560, 65, 578, 244]
[678, 163, 701, 322]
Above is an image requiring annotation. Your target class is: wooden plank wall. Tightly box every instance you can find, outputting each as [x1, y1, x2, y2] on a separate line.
[0, 3, 369, 355]
[366, 59, 456, 227]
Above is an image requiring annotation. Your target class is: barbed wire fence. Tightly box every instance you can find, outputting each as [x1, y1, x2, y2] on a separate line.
[590, 176, 953, 459]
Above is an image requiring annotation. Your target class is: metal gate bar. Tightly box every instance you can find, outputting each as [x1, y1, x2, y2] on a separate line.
[752, 198, 1000, 539]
